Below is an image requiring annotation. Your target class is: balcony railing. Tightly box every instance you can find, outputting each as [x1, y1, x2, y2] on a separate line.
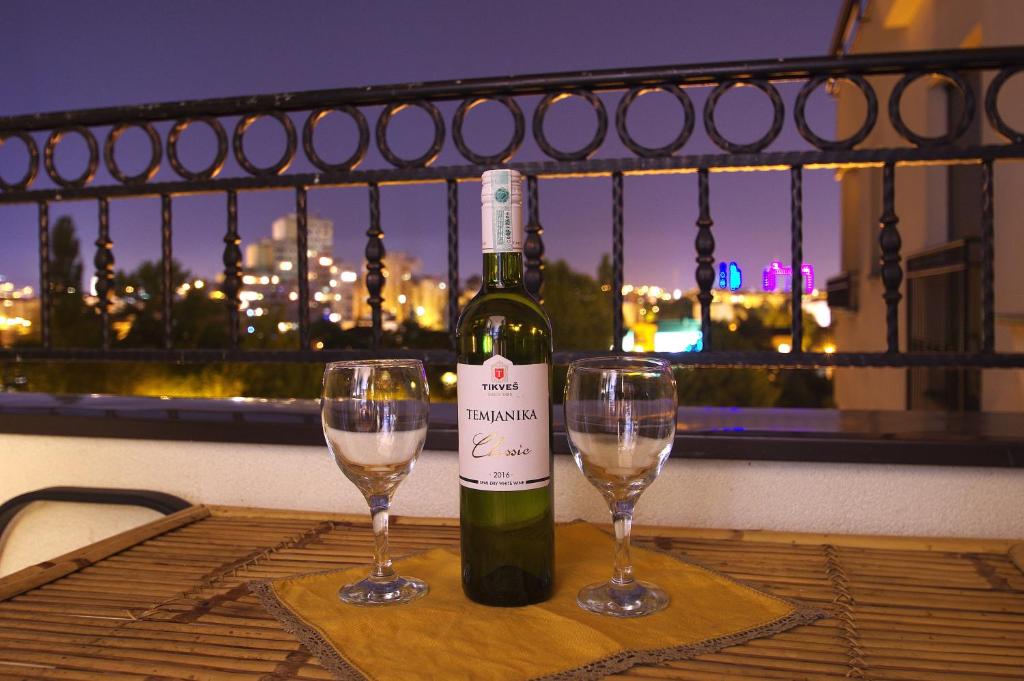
[1, 46, 1023, 369]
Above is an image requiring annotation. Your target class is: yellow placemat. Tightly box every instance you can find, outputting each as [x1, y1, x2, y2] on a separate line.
[250, 523, 826, 681]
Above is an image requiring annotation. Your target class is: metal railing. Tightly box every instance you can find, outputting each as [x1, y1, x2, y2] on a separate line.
[1, 46, 1023, 368]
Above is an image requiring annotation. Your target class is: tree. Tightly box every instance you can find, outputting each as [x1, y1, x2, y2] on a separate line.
[48, 216, 99, 347]
[541, 257, 613, 350]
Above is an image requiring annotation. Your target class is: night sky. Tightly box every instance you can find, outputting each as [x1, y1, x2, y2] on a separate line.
[0, 0, 844, 293]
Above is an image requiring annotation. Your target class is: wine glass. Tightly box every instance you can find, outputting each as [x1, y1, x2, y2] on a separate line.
[321, 359, 430, 606]
[564, 357, 678, 617]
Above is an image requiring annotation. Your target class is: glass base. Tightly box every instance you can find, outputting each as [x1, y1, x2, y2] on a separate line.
[577, 579, 669, 618]
[338, 575, 428, 606]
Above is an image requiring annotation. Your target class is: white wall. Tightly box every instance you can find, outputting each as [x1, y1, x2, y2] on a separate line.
[2, 433, 1022, 577]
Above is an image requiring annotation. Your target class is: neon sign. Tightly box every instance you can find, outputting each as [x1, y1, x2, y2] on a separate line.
[762, 260, 814, 294]
[717, 262, 742, 292]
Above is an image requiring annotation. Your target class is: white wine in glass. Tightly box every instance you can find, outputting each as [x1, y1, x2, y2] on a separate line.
[321, 359, 430, 606]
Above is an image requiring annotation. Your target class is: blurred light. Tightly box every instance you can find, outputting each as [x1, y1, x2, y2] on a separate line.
[402, 273, 412, 281]
[124, 285, 135, 294]
[622, 284, 633, 294]
[340, 271, 357, 283]
[777, 342, 792, 353]
[438, 282, 447, 290]
[319, 256, 333, 267]
[330, 265, 338, 274]
[246, 309, 255, 317]
[315, 340, 324, 350]
[334, 294, 341, 301]
[247, 325, 255, 334]
[289, 291, 299, 301]
[181, 282, 190, 291]
[260, 275, 270, 285]
[279, 261, 293, 271]
[329, 279, 337, 287]
[651, 305, 660, 313]
[314, 292, 326, 302]
[329, 312, 341, 323]
[271, 275, 280, 284]
[415, 305, 425, 316]
[672, 288, 682, 300]
[210, 290, 225, 300]
[397, 294, 407, 304]
[728, 322, 738, 332]
[440, 371, 457, 387]
[823, 343, 837, 354]
[239, 291, 263, 301]
[242, 275, 257, 285]
[193, 280, 204, 289]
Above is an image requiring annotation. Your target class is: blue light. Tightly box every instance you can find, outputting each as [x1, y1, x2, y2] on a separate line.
[717, 261, 742, 291]
[247, 325, 255, 334]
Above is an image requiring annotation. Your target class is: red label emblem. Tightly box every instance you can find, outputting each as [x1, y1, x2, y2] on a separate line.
[493, 366, 506, 381]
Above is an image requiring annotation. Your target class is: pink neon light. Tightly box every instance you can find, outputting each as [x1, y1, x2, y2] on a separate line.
[762, 260, 814, 294]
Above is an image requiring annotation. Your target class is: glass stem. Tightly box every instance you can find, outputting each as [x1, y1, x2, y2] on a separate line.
[610, 500, 635, 587]
[368, 494, 395, 581]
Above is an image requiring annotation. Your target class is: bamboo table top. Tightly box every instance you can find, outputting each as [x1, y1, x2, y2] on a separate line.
[0, 505, 1022, 681]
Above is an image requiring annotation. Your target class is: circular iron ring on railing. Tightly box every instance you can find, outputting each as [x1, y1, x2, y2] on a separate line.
[375, 101, 445, 168]
[302, 106, 369, 172]
[704, 79, 785, 154]
[615, 85, 695, 157]
[533, 90, 608, 161]
[167, 117, 229, 180]
[452, 96, 525, 165]
[103, 122, 162, 184]
[43, 126, 99, 189]
[0, 132, 39, 192]
[233, 112, 297, 176]
[795, 75, 878, 150]
[985, 67, 1024, 144]
[890, 70, 975, 147]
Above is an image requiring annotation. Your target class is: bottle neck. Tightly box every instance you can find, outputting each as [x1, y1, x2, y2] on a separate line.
[482, 251, 524, 290]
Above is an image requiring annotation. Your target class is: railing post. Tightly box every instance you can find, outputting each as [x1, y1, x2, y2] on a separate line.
[612, 172, 624, 351]
[295, 186, 311, 351]
[524, 175, 545, 302]
[37, 202, 51, 350]
[222, 190, 242, 350]
[879, 162, 902, 353]
[446, 179, 459, 349]
[695, 169, 715, 351]
[981, 159, 995, 353]
[160, 193, 173, 349]
[94, 198, 114, 350]
[790, 165, 804, 353]
[366, 182, 385, 351]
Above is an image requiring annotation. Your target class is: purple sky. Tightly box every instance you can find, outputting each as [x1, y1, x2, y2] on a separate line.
[0, 0, 843, 293]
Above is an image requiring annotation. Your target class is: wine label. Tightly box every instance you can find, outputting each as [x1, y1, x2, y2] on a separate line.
[481, 169, 523, 253]
[457, 355, 550, 491]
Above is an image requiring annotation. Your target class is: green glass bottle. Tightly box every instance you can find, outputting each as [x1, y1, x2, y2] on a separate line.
[457, 169, 554, 606]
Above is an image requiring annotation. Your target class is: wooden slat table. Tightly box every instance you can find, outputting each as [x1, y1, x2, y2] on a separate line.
[0, 505, 1021, 680]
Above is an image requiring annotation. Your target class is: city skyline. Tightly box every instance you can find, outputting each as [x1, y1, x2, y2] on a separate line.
[0, 1, 844, 292]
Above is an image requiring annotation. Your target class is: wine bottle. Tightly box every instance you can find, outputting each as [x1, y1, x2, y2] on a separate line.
[457, 169, 554, 606]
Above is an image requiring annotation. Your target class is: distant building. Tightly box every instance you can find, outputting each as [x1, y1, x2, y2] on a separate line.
[245, 213, 334, 280]
[829, 0, 1024, 411]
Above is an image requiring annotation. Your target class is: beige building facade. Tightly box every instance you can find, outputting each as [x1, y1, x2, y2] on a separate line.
[831, 0, 1024, 411]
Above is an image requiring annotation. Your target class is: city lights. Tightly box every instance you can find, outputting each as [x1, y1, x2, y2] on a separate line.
[279, 261, 293, 271]
[193, 280, 204, 289]
[823, 343, 837, 354]
[340, 271, 358, 283]
[397, 294, 407, 304]
[777, 342, 792, 353]
[329, 312, 341, 323]
[319, 256, 333, 267]
[440, 371, 458, 387]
